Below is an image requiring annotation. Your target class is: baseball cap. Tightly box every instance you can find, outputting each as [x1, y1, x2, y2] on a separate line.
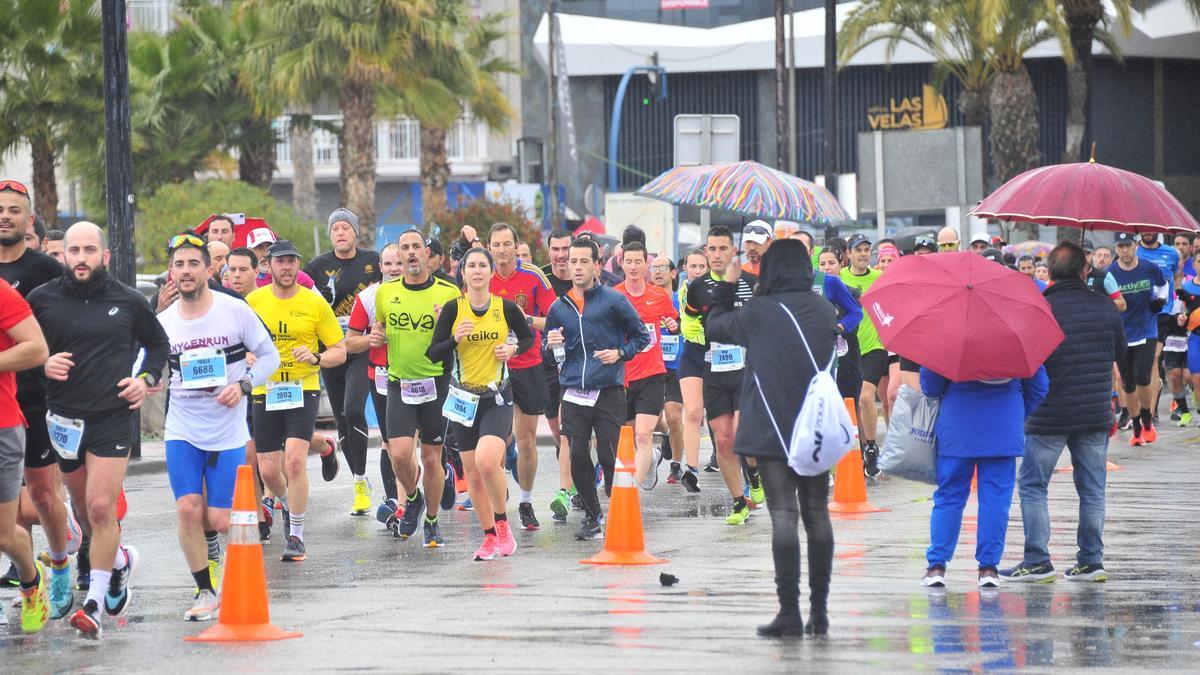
[742, 220, 772, 245]
[246, 227, 277, 249]
[1082, 238, 1095, 252]
[913, 235, 937, 252]
[1114, 231, 1137, 245]
[969, 233, 991, 246]
[267, 239, 302, 258]
[847, 233, 871, 250]
[981, 248, 1005, 264]
[426, 237, 444, 257]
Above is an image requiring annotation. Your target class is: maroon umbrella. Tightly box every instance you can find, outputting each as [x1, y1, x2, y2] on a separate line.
[971, 160, 1199, 233]
[861, 252, 1064, 382]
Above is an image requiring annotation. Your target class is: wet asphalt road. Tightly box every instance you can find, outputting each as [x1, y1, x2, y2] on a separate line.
[3, 421, 1200, 672]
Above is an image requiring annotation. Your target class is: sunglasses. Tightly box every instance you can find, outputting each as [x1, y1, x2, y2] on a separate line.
[650, 264, 673, 272]
[938, 242, 959, 250]
[744, 226, 770, 236]
[0, 180, 29, 195]
[167, 233, 205, 252]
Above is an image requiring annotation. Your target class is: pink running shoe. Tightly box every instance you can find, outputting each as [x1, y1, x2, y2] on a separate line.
[473, 533, 499, 561]
[496, 520, 517, 557]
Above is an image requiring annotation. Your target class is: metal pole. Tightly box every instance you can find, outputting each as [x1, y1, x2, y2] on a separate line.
[101, 0, 139, 459]
[774, 0, 788, 170]
[822, 0, 838, 199]
[547, 1, 559, 228]
[787, 0, 797, 176]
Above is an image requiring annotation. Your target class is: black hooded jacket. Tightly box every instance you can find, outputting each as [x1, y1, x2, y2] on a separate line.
[706, 240, 839, 460]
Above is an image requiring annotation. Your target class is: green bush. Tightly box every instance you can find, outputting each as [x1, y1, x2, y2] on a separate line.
[136, 179, 318, 273]
[427, 197, 545, 266]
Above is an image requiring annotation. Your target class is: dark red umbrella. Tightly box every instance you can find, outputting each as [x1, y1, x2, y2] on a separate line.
[861, 252, 1064, 382]
[971, 160, 1199, 233]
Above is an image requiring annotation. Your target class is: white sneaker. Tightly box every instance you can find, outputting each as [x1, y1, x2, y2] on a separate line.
[185, 589, 219, 621]
[641, 447, 661, 491]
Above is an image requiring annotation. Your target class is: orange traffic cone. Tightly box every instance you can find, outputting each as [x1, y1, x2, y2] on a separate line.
[187, 465, 302, 642]
[828, 398, 888, 514]
[581, 426, 668, 566]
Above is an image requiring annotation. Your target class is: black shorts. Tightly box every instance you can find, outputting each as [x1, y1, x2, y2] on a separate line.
[861, 350, 888, 387]
[678, 341, 706, 379]
[899, 356, 921, 373]
[251, 391, 320, 453]
[626, 373, 667, 420]
[1117, 341, 1157, 393]
[663, 369, 683, 405]
[543, 361, 562, 420]
[509, 365, 547, 416]
[703, 368, 743, 419]
[453, 387, 514, 452]
[1164, 348, 1188, 371]
[22, 406, 56, 470]
[55, 409, 134, 474]
[561, 386, 625, 445]
[385, 375, 449, 444]
[1157, 315, 1176, 344]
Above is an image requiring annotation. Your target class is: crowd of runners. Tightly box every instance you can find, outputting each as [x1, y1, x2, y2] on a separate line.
[0, 175, 1191, 639]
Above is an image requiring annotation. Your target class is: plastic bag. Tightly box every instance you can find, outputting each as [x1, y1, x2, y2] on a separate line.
[879, 384, 939, 484]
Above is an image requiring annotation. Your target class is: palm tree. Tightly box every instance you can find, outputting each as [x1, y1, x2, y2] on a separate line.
[0, 0, 101, 226]
[1060, 0, 1133, 163]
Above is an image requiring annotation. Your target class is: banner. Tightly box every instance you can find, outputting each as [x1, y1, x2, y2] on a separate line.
[661, 0, 709, 8]
[552, 13, 578, 167]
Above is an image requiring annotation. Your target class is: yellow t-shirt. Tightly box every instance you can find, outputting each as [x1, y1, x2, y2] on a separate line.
[247, 285, 344, 393]
[452, 295, 510, 391]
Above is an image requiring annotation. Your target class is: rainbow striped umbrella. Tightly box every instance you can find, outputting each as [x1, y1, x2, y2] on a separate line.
[636, 160, 850, 225]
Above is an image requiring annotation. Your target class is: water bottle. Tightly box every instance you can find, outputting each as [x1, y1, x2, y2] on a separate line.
[552, 329, 566, 364]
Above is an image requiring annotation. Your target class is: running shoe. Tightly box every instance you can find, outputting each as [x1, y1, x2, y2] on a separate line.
[999, 561, 1056, 583]
[1142, 422, 1158, 443]
[376, 498, 400, 530]
[575, 515, 603, 541]
[748, 472, 765, 506]
[1117, 409, 1132, 430]
[550, 489, 570, 523]
[103, 545, 138, 616]
[185, 589, 219, 621]
[259, 497, 275, 542]
[641, 447, 661, 490]
[1065, 562, 1108, 582]
[667, 462, 683, 485]
[352, 478, 373, 516]
[65, 506, 82, 555]
[1171, 408, 1182, 422]
[69, 599, 102, 639]
[49, 564, 73, 620]
[725, 501, 750, 526]
[922, 566, 946, 588]
[496, 520, 517, 557]
[396, 490, 425, 539]
[440, 463, 456, 512]
[281, 535, 306, 562]
[571, 491, 584, 510]
[320, 435, 340, 482]
[0, 562, 19, 586]
[474, 533, 499, 561]
[681, 468, 701, 493]
[423, 520, 444, 548]
[1130, 431, 1145, 447]
[518, 502, 540, 530]
[460, 496, 474, 512]
[978, 567, 1000, 589]
[703, 454, 719, 473]
[863, 442, 881, 478]
[1178, 412, 1193, 427]
[19, 561, 49, 634]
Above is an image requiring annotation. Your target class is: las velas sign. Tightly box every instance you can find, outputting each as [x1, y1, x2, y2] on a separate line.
[867, 84, 948, 130]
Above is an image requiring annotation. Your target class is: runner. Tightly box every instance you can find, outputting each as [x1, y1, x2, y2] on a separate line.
[0, 180, 75, 620]
[204, 215, 236, 248]
[372, 230, 460, 545]
[616, 242, 679, 490]
[1136, 232, 1181, 420]
[740, 221, 772, 276]
[0, 272, 50, 634]
[304, 208, 381, 515]
[487, 223, 555, 530]
[650, 255, 686, 485]
[545, 237, 650, 540]
[539, 228, 577, 521]
[839, 234, 885, 477]
[248, 226, 315, 289]
[43, 229, 65, 265]
[427, 247, 532, 559]
[814, 249, 865, 405]
[684, 226, 759, 526]
[677, 248, 710, 492]
[28, 222, 169, 639]
[247, 239, 347, 562]
[156, 235, 280, 620]
[1110, 232, 1169, 446]
[1175, 232, 1196, 281]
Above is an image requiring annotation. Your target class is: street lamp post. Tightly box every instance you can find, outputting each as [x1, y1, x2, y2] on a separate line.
[607, 66, 667, 193]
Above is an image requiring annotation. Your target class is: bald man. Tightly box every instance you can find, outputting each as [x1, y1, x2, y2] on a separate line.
[207, 241, 229, 284]
[937, 227, 960, 253]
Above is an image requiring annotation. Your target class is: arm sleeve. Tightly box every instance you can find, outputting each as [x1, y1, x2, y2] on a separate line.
[919, 367, 949, 398]
[616, 295, 651, 360]
[425, 300, 459, 364]
[825, 277, 863, 334]
[503, 299, 535, 353]
[1021, 366, 1050, 418]
[1103, 272, 1120, 297]
[133, 295, 170, 380]
[242, 306, 281, 387]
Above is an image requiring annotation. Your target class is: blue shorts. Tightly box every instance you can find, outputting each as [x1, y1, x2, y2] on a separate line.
[165, 440, 244, 508]
[1188, 334, 1200, 373]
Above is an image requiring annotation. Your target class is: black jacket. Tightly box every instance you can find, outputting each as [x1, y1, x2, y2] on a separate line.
[28, 271, 170, 418]
[706, 243, 839, 460]
[1025, 278, 1127, 436]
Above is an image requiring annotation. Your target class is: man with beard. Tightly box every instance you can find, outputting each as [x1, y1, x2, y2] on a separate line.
[28, 222, 169, 639]
[204, 215, 236, 248]
[740, 221, 772, 276]
[1136, 232, 1181, 420]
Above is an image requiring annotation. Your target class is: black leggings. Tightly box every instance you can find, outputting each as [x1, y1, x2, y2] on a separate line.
[326, 354, 371, 477]
[759, 458, 834, 608]
[370, 385, 397, 501]
[563, 388, 625, 519]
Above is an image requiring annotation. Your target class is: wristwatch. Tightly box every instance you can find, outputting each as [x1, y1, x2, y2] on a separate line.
[314, 352, 323, 366]
[238, 378, 253, 396]
[138, 370, 160, 388]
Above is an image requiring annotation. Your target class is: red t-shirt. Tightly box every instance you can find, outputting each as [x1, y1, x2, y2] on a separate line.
[615, 282, 679, 385]
[490, 262, 555, 369]
[347, 283, 388, 369]
[0, 279, 31, 427]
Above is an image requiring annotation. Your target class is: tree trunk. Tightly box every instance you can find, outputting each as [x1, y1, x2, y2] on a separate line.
[290, 109, 317, 220]
[339, 79, 377, 245]
[989, 66, 1042, 239]
[237, 114, 278, 189]
[420, 123, 450, 227]
[29, 134, 58, 228]
[958, 87, 989, 129]
[774, 0, 788, 170]
[1062, 0, 1104, 163]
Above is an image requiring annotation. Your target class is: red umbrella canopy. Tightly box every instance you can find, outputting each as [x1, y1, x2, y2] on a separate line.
[971, 161, 1199, 233]
[861, 252, 1064, 382]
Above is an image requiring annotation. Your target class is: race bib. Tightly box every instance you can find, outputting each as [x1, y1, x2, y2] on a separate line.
[265, 381, 304, 411]
[836, 336, 849, 357]
[179, 347, 227, 390]
[374, 367, 389, 396]
[710, 343, 745, 372]
[400, 377, 437, 404]
[641, 323, 658, 353]
[660, 334, 680, 362]
[443, 385, 480, 426]
[562, 387, 601, 407]
[47, 413, 84, 461]
[1164, 335, 1189, 353]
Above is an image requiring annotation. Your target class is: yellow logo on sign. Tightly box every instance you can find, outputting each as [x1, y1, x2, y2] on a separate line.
[867, 84, 948, 131]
